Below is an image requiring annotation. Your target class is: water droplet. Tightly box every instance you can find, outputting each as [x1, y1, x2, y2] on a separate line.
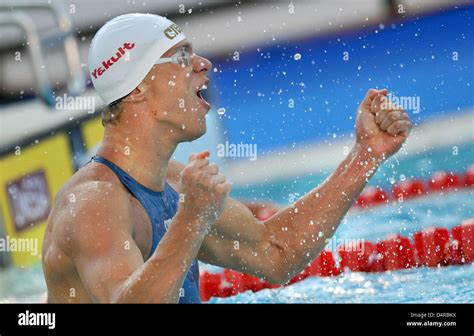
[217, 107, 226, 115]
[168, 81, 175, 86]
[293, 53, 302, 60]
[151, 75, 156, 80]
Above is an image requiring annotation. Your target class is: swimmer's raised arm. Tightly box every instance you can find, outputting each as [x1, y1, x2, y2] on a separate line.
[66, 152, 230, 303]
[195, 89, 412, 284]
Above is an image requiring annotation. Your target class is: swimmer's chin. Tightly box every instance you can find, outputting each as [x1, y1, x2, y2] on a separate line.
[181, 122, 207, 142]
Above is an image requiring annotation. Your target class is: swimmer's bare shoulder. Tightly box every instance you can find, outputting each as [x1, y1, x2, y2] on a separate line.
[43, 165, 139, 303]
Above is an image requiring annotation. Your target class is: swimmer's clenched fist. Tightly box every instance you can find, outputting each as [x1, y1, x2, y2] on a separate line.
[177, 151, 232, 229]
[355, 89, 412, 160]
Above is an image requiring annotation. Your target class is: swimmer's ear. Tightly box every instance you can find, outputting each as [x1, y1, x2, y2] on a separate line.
[122, 83, 148, 103]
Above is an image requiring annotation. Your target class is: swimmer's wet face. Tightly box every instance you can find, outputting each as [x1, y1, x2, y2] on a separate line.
[136, 39, 213, 142]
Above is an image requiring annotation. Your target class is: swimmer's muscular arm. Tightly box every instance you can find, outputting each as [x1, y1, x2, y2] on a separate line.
[67, 183, 207, 303]
[178, 89, 411, 284]
[195, 146, 380, 284]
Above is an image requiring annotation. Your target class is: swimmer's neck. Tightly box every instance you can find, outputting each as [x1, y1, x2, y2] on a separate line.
[96, 125, 178, 192]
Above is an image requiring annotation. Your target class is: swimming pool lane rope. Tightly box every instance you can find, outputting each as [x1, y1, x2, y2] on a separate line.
[200, 166, 474, 301]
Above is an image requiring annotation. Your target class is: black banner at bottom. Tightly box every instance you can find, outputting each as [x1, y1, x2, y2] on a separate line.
[0, 303, 472, 335]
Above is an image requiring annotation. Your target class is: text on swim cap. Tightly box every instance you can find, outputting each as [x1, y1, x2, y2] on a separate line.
[91, 42, 136, 79]
[164, 23, 183, 40]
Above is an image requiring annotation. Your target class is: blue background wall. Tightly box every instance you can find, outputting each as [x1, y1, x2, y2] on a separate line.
[210, 5, 473, 154]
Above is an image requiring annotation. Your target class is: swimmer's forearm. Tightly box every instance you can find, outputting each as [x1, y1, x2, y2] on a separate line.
[113, 213, 207, 303]
[266, 143, 380, 279]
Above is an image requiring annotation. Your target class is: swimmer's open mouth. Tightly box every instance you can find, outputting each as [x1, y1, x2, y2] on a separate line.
[196, 88, 205, 100]
[196, 81, 210, 107]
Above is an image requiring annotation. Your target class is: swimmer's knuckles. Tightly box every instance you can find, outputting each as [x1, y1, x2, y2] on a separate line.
[178, 159, 229, 225]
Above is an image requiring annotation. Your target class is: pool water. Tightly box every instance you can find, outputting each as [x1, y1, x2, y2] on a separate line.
[229, 142, 474, 204]
[0, 143, 472, 303]
[210, 264, 474, 303]
[209, 189, 474, 303]
[0, 265, 46, 303]
[208, 142, 474, 303]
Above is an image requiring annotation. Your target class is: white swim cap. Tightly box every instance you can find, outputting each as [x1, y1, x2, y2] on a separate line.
[88, 13, 186, 105]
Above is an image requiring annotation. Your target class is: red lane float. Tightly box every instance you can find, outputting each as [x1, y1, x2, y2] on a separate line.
[382, 235, 417, 270]
[414, 227, 450, 267]
[392, 179, 425, 201]
[288, 251, 340, 285]
[428, 171, 462, 191]
[200, 219, 474, 301]
[353, 168, 472, 209]
[464, 166, 474, 187]
[304, 250, 340, 277]
[452, 219, 474, 263]
[200, 272, 225, 302]
[368, 243, 385, 272]
[442, 240, 462, 266]
[367, 235, 416, 271]
[380, 235, 405, 270]
[356, 187, 389, 208]
[339, 241, 374, 272]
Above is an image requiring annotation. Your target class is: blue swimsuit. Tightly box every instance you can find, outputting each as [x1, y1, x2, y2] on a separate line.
[90, 155, 201, 303]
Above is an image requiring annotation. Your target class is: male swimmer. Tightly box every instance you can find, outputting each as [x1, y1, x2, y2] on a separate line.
[42, 14, 412, 303]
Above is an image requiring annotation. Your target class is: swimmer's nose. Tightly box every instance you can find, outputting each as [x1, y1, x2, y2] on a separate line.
[193, 54, 212, 74]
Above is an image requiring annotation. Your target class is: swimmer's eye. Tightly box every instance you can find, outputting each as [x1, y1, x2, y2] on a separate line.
[174, 47, 193, 67]
[155, 46, 193, 67]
